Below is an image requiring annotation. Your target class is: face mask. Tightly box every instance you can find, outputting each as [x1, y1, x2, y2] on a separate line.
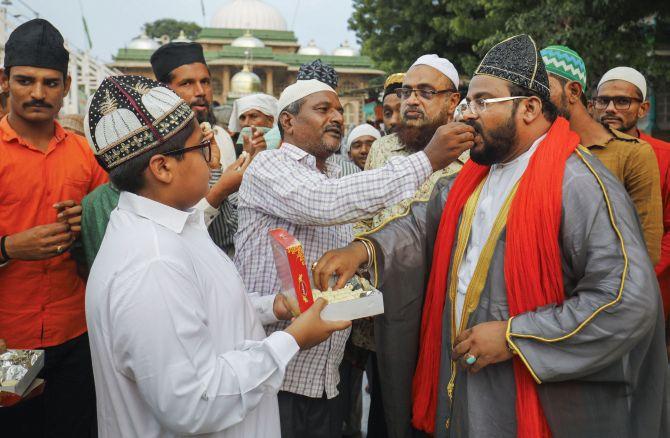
[236, 126, 281, 150]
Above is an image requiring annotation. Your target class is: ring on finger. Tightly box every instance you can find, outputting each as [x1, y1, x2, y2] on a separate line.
[56, 245, 63, 254]
[311, 261, 318, 271]
[464, 353, 477, 366]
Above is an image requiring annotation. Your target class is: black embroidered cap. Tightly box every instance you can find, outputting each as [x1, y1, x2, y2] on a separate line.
[84, 75, 194, 171]
[474, 34, 551, 101]
[150, 42, 207, 83]
[4, 19, 69, 76]
[297, 59, 339, 89]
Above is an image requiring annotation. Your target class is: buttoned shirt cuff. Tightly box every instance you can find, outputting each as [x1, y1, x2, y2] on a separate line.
[413, 151, 434, 180]
[264, 331, 300, 367]
[193, 197, 221, 227]
[249, 293, 280, 325]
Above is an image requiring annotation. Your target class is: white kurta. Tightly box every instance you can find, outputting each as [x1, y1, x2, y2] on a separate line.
[455, 135, 545, 329]
[86, 192, 298, 438]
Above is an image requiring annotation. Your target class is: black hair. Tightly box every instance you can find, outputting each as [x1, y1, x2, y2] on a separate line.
[277, 97, 305, 139]
[109, 121, 195, 194]
[508, 83, 558, 122]
[552, 75, 588, 107]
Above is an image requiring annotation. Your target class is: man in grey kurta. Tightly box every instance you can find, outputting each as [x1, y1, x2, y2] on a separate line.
[313, 34, 669, 438]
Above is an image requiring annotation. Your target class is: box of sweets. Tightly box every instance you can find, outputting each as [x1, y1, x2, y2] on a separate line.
[0, 349, 45, 406]
[269, 228, 384, 321]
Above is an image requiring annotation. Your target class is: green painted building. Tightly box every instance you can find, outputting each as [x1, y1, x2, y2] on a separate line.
[110, 0, 385, 127]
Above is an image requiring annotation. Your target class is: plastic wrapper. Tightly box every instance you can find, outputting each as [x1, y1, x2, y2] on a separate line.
[0, 349, 44, 400]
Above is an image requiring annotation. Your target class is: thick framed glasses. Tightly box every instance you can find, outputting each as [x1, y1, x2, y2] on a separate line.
[395, 87, 457, 100]
[456, 96, 529, 116]
[163, 139, 212, 163]
[592, 96, 641, 110]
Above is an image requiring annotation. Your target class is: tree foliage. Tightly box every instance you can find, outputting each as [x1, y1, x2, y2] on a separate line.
[349, 0, 670, 90]
[144, 19, 202, 41]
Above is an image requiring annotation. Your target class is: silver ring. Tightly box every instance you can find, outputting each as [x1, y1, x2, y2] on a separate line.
[311, 261, 318, 271]
[464, 353, 477, 366]
[56, 245, 63, 254]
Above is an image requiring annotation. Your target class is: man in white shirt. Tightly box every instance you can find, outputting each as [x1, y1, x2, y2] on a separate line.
[84, 75, 350, 438]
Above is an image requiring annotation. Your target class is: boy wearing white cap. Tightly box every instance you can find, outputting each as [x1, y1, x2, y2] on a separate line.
[84, 75, 350, 438]
[343, 123, 381, 169]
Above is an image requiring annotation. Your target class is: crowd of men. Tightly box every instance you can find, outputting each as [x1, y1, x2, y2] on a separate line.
[0, 16, 668, 438]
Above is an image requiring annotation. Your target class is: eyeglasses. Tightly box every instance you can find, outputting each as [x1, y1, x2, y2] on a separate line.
[395, 87, 458, 100]
[162, 139, 212, 163]
[592, 96, 642, 110]
[456, 96, 529, 116]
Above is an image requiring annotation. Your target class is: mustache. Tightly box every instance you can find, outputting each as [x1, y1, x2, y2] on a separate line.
[23, 100, 52, 109]
[464, 119, 483, 135]
[189, 98, 209, 107]
[324, 124, 342, 136]
[403, 106, 425, 118]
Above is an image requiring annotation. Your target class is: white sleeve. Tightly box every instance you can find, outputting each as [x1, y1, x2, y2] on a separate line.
[111, 259, 298, 435]
[215, 128, 238, 169]
[248, 292, 280, 325]
[194, 198, 221, 227]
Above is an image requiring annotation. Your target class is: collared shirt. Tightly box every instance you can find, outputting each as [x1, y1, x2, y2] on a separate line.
[456, 135, 544, 328]
[86, 192, 297, 438]
[234, 142, 432, 398]
[639, 131, 670, 320]
[0, 115, 107, 349]
[586, 128, 662, 265]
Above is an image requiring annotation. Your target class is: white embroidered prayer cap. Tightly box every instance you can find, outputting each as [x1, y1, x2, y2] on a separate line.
[598, 66, 647, 101]
[410, 54, 460, 89]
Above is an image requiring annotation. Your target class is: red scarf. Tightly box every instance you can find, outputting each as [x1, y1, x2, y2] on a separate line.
[411, 117, 579, 436]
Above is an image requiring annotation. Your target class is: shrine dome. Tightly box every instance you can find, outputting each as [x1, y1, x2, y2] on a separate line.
[211, 0, 288, 31]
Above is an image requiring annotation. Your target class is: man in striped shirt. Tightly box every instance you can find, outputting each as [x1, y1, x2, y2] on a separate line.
[234, 78, 475, 438]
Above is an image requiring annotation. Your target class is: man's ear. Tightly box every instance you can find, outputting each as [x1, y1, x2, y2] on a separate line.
[279, 112, 293, 136]
[63, 74, 72, 98]
[566, 81, 583, 105]
[521, 96, 543, 124]
[147, 154, 175, 185]
[638, 100, 651, 119]
[446, 92, 461, 121]
[0, 69, 9, 94]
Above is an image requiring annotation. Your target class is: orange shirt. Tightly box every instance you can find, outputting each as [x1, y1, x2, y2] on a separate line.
[640, 131, 670, 321]
[0, 115, 107, 349]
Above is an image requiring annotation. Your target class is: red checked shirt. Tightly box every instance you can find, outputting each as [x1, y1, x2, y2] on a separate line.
[0, 116, 107, 349]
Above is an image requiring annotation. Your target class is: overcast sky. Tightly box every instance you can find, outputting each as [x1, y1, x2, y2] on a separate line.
[3, 0, 359, 62]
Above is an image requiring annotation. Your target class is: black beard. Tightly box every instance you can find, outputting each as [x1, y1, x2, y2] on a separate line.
[195, 107, 215, 124]
[466, 116, 517, 166]
[396, 119, 444, 152]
